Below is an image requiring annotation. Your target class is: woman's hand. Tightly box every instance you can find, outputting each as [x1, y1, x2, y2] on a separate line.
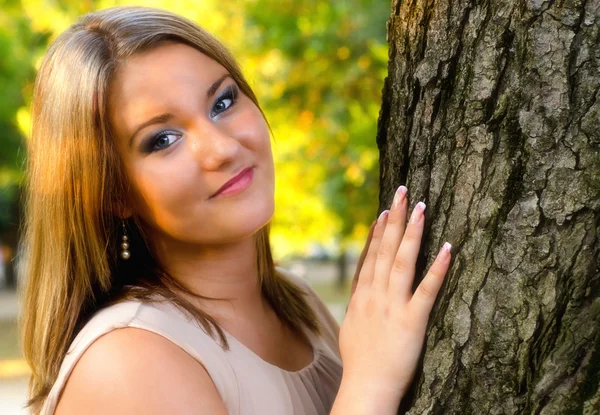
[350, 219, 376, 298]
[333, 186, 452, 414]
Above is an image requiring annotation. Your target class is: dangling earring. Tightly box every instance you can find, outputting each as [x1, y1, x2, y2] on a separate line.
[120, 219, 131, 260]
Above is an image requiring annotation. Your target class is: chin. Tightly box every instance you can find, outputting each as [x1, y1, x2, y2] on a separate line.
[240, 198, 274, 235]
[215, 196, 274, 243]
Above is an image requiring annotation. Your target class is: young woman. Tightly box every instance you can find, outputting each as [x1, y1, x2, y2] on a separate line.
[20, 6, 452, 415]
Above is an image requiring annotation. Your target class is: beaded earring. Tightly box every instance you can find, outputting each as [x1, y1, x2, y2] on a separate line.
[120, 219, 131, 260]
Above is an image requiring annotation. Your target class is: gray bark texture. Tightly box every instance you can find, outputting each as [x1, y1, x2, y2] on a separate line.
[376, 0, 600, 413]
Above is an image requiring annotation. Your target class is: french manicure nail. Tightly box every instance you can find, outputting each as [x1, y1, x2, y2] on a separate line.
[392, 185, 408, 209]
[442, 242, 452, 253]
[409, 202, 426, 224]
[378, 210, 389, 223]
[439, 242, 452, 264]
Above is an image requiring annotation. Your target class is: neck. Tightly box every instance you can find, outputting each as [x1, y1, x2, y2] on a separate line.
[151, 232, 270, 325]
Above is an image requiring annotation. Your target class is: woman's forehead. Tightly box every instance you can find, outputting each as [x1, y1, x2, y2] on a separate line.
[107, 42, 226, 139]
[110, 42, 222, 102]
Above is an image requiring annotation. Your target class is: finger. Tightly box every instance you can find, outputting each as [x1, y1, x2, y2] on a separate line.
[351, 220, 377, 296]
[409, 242, 452, 322]
[355, 210, 388, 290]
[372, 185, 408, 292]
[396, 189, 408, 241]
[355, 220, 377, 276]
[387, 201, 426, 299]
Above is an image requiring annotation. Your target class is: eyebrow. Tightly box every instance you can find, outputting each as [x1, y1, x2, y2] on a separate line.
[206, 73, 232, 99]
[127, 73, 233, 149]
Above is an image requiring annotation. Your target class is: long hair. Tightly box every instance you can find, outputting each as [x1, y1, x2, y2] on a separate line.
[19, 6, 319, 413]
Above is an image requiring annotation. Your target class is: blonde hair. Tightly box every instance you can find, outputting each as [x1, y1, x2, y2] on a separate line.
[20, 6, 319, 413]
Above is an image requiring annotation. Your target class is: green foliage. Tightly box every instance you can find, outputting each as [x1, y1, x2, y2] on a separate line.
[0, 1, 34, 174]
[0, 0, 49, 231]
[242, 0, 389, 252]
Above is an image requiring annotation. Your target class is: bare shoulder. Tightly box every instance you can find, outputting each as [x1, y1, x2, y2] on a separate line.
[55, 327, 227, 415]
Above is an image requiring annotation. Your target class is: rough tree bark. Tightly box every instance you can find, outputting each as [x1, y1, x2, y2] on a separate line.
[376, 0, 600, 413]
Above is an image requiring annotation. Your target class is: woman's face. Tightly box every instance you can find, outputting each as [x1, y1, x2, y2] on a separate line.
[108, 41, 274, 246]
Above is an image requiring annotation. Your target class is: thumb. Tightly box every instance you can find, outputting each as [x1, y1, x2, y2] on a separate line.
[351, 219, 377, 296]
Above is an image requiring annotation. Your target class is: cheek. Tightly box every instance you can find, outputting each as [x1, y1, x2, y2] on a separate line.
[234, 101, 270, 147]
[127, 159, 204, 228]
[251, 124, 275, 192]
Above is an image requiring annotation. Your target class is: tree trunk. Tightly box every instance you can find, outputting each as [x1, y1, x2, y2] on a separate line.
[377, 0, 600, 413]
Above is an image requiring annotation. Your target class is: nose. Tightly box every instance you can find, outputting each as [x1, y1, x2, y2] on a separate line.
[189, 121, 242, 171]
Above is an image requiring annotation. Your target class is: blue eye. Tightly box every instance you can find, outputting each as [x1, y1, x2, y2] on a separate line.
[211, 85, 238, 117]
[150, 131, 181, 152]
[143, 85, 239, 154]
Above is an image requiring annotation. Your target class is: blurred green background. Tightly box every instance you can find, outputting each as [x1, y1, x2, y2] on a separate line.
[0, 0, 390, 287]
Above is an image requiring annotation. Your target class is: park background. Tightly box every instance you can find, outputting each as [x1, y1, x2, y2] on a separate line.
[0, 0, 391, 412]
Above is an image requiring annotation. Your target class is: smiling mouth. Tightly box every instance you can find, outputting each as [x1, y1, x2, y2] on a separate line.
[210, 167, 255, 198]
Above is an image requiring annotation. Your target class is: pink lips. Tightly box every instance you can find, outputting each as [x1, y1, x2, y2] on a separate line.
[210, 167, 254, 198]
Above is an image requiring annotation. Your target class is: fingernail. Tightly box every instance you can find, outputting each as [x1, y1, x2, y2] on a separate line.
[378, 209, 389, 223]
[439, 242, 452, 263]
[409, 202, 426, 224]
[392, 185, 408, 209]
[442, 242, 452, 253]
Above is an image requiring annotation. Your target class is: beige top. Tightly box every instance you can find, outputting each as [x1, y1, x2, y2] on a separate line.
[41, 267, 343, 414]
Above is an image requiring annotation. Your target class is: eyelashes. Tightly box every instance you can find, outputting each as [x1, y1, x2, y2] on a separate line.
[143, 84, 240, 153]
[147, 130, 181, 152]
[211, 85, 238, 117]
